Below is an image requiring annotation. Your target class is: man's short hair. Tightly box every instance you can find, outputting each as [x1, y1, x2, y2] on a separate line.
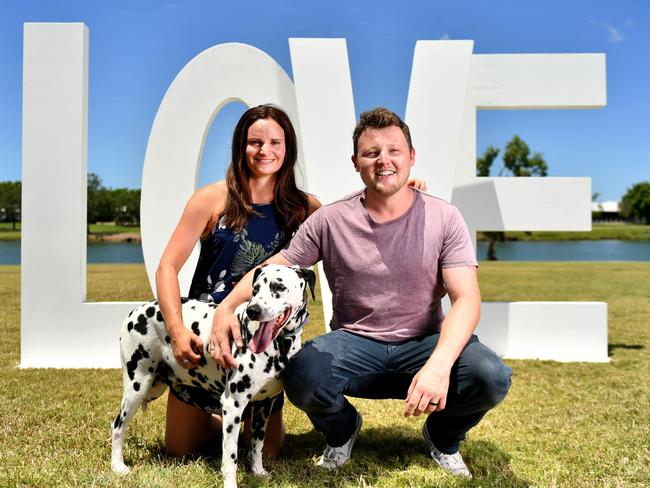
[352, 107, 413, 156]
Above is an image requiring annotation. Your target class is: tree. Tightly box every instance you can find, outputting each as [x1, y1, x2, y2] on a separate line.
[87, 173, 114, 223]
[112, 188, 141, 226]
[620, 182, 650, 224]
[0, 181, 21, 230]
[87, 173, 141, 226]
[502, 135, 548, 177]
[477, 146, 499, 177]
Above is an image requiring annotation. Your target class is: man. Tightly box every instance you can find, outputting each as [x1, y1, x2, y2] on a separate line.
[210, 107, 512, 477]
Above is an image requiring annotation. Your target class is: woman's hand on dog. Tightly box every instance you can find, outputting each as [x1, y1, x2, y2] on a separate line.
[170, 327, 204, 369]
[209, 305, 242, 369]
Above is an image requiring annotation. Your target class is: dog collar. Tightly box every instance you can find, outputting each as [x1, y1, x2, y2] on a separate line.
[281, 315, 308, 338]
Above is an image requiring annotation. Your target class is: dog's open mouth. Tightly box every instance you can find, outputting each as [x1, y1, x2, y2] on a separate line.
[248, 307, 292, 354]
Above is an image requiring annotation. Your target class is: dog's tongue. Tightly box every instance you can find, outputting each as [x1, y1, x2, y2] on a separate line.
[248, 319, 275, 354]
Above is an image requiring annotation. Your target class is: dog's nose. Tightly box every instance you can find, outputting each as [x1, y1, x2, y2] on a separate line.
[246, 304, 262, 321]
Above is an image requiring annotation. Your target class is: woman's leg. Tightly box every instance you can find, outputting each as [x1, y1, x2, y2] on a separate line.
[165, 392, 221, 457]
[166, 391, 286, 458]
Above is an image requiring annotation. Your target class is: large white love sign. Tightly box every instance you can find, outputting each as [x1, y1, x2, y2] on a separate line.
[21, 23, 608, 367]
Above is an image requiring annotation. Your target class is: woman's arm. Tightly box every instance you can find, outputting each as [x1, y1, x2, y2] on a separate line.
[156, 182, 227, 368]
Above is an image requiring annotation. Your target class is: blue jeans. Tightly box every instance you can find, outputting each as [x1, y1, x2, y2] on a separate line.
[282, 329, 512, 453]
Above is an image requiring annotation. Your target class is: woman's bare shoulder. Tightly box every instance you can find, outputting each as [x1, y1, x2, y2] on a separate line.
[306, 193, 322, 216]
[194, 180, 228, 201]
[183, 181, 228, 224]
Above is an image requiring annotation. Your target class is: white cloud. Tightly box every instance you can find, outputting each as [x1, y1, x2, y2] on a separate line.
[605, 24, 624, 42]
[439, 33, 450, 40]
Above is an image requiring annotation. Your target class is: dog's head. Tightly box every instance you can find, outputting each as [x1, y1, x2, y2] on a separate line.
[244, 264, 316, 354]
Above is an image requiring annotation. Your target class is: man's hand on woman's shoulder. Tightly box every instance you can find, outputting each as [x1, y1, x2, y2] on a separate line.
[407, 178, 428, 192]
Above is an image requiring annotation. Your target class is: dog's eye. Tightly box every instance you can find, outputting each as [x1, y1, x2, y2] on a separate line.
[269, 282, 287, 293]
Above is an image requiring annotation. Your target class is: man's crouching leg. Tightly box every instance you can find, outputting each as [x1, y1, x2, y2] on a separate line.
[282, 331, 361, 447]
[424, 336, 512, 455]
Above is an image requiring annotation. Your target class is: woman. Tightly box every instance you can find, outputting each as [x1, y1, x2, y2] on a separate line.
[156, 104, 427, 458]
[156, 104, 318, 457]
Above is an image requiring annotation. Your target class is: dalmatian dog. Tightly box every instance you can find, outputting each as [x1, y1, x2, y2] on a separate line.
[111, 264, 315, 488]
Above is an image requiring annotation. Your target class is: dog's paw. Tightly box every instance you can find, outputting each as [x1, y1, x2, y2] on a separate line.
[251, 466, 269, 477]
[111, 463, 130, 476]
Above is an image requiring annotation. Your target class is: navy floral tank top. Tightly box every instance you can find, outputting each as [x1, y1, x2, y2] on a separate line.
[188, 203, 288, 303]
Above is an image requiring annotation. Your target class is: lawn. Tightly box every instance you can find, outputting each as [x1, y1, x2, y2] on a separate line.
[0, 262, 648, 487]
[477, 224, 650, 241]
[0, 222, 20, 240]
[87, 224, 141, 235]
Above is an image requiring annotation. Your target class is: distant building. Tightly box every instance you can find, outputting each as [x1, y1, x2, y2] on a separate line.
[592, 201, 622, 222]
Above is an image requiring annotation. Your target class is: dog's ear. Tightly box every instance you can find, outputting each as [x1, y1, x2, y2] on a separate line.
[253, 265, 266, 285]
[297, 268, 316, 301]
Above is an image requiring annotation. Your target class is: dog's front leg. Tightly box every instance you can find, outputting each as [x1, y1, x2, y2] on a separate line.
[220, 392, 245, 488]
[249, 396, 279, 476]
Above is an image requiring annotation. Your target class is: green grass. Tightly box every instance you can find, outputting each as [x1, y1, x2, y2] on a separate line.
[478, 223, 650, 241]
[0, 223, 140, 241]
[88, 224, 141, 235]
[0, 222, 21, 231]
[1, 262, 648, 487]
[0, 222, 20, 240]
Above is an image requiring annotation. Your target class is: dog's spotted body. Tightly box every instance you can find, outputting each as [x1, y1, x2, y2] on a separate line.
[111, 264, 315, 488]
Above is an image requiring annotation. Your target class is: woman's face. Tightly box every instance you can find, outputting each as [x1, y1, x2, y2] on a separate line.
[245, 118, 286, 179]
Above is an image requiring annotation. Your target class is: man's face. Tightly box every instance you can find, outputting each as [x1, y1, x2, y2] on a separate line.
[352, 125, 415, 198]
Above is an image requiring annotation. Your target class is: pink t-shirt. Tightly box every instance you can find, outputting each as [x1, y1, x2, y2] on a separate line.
[281, 188, 477, 342]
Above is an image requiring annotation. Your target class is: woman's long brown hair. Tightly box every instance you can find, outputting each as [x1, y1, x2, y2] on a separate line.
[220, 104, 309, 235]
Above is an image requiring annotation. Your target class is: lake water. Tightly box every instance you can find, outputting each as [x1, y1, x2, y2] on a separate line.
[476, 240, 650, 261]
[0, 239, 648, 264]
[0, 241, 144, 265]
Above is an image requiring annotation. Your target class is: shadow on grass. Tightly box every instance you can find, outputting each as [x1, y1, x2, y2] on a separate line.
[608, 342, 644, 356]
[135, 426, 529, 487]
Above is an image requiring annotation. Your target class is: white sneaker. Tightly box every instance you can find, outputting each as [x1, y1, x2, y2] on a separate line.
[315, 413, 363, 469]
[422, 423, 472, 478]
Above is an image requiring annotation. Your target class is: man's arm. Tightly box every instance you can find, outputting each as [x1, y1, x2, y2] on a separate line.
[208, 252, 294, 368]
[403, 265, 480, 417]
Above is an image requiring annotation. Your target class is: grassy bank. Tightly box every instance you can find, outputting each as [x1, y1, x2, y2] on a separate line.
[0, 222, 20, 240]
[477, 223, 650, 241]
[88, 224, 141, 235]
[0, 262, 648, 487]
[0, 222, 140, 241]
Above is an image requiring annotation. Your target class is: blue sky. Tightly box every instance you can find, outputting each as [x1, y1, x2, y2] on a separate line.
[1, 0, 648, 202]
